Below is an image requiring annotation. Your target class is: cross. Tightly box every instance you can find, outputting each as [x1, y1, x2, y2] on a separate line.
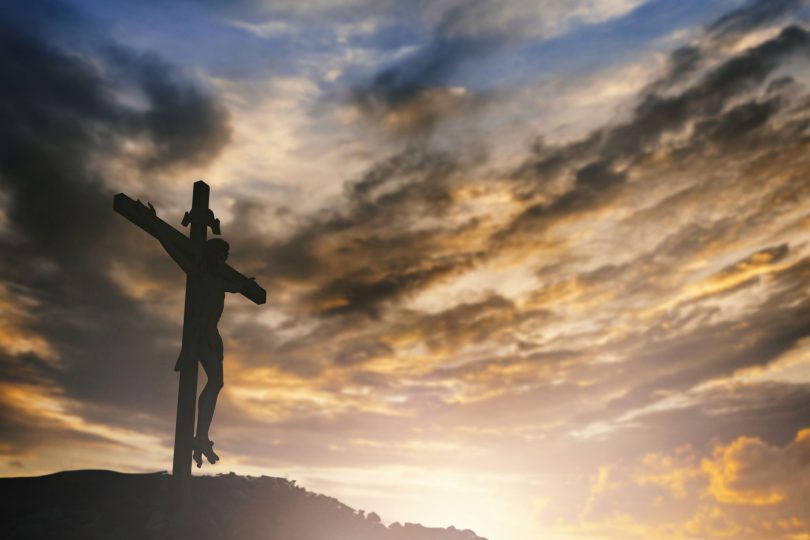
[113, 180, 265, 479]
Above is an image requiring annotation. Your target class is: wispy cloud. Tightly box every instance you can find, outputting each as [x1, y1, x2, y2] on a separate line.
[3, 1, 810, 539]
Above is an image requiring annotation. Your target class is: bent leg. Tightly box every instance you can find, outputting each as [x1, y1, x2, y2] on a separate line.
[196, 353, 223, 445]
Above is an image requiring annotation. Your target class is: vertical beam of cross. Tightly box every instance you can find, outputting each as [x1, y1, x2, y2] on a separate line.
[114, 180, 265, 480]
[172, 180, 211, 478]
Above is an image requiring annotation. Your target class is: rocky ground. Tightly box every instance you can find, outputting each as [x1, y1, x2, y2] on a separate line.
[0, 470, 487, 540]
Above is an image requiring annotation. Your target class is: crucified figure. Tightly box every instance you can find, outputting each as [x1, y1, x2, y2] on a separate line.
[147, 203, 253, 468]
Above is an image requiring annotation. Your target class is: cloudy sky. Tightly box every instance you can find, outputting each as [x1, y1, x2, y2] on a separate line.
[3, 0, 810, 538]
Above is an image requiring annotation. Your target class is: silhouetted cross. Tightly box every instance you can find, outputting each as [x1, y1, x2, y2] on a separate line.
[114, 180, 265, 479]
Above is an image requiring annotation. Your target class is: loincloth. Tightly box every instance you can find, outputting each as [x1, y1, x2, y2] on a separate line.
[174, 326, 223, 371]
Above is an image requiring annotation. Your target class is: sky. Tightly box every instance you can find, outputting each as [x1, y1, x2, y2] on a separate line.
[2, 0, 810, 539]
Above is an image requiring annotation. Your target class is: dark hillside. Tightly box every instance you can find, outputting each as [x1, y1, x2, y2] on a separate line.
[0, 470, 487, 540]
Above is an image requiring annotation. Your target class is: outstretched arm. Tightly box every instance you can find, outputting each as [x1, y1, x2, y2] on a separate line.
[146, 203, 197, 275]
[222, 275, 256, 294]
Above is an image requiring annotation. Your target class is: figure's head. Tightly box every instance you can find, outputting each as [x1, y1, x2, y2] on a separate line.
[201, 237, 229, 268]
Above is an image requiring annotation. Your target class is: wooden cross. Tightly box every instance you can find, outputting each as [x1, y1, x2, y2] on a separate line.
[114, 180, 265, 479]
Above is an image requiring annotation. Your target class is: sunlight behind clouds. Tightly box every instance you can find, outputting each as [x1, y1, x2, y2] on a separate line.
[3, 1, 810, 539]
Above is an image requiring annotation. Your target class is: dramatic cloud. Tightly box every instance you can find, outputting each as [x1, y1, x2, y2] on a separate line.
[3, 1, 810, 539]
[0, 0, 231, 454]
[555, 428, 810, 539]
[349, 0, 649, 135]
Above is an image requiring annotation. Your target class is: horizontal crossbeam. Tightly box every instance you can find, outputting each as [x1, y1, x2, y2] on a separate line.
[114, 193, 266, 305]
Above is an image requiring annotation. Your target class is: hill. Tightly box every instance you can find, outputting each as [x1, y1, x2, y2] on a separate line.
[0, 470, 487, 540]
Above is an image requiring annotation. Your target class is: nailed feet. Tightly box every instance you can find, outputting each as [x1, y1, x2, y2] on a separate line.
[192, 437, 220, 468]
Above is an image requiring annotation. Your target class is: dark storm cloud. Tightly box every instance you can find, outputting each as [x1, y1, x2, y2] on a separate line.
[625, 25, 809, 146]
[0, 0, 231, 438]
[241, 12, 810, 332]
[563, 255, 810, 444]
[410, 294, 519, 352]
[0, 351, 61, 388]
[495, 160, 626, 243]
[351, 1, 502, 134]
[257, 149, 457, 279]
[573, 381, 810, 462]
[219, 2, 810, 350]
[248, 148, 488, 317]
[658, 45, 703, 85]
[0, 2, 230, 257]
[689, 97, 780, 148]
[105, 46, 231, 170]
[0, 356, 146, 461]
[686, 382, 810, 444]
[307, 257, 466, 318]
[0, 399, 123, 460]
[392, 239, 810, 454]
[499, 24, 810, 244]
[653, 0, 806, 91]
[629, 294, 810, 399]
[226, 312, 391, 376]
[708, 0, 805, 40]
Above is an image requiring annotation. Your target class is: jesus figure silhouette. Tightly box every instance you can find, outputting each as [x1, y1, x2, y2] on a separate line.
[147, 203, 253, 468]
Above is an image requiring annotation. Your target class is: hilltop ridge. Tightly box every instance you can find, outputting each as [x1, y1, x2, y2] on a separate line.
[0, 470, 487, 540]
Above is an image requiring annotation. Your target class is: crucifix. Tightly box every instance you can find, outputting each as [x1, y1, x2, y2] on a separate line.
[114, 180, 265, 479]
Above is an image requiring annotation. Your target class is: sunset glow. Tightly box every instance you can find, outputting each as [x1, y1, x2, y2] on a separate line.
[2, 1, 810, 539]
